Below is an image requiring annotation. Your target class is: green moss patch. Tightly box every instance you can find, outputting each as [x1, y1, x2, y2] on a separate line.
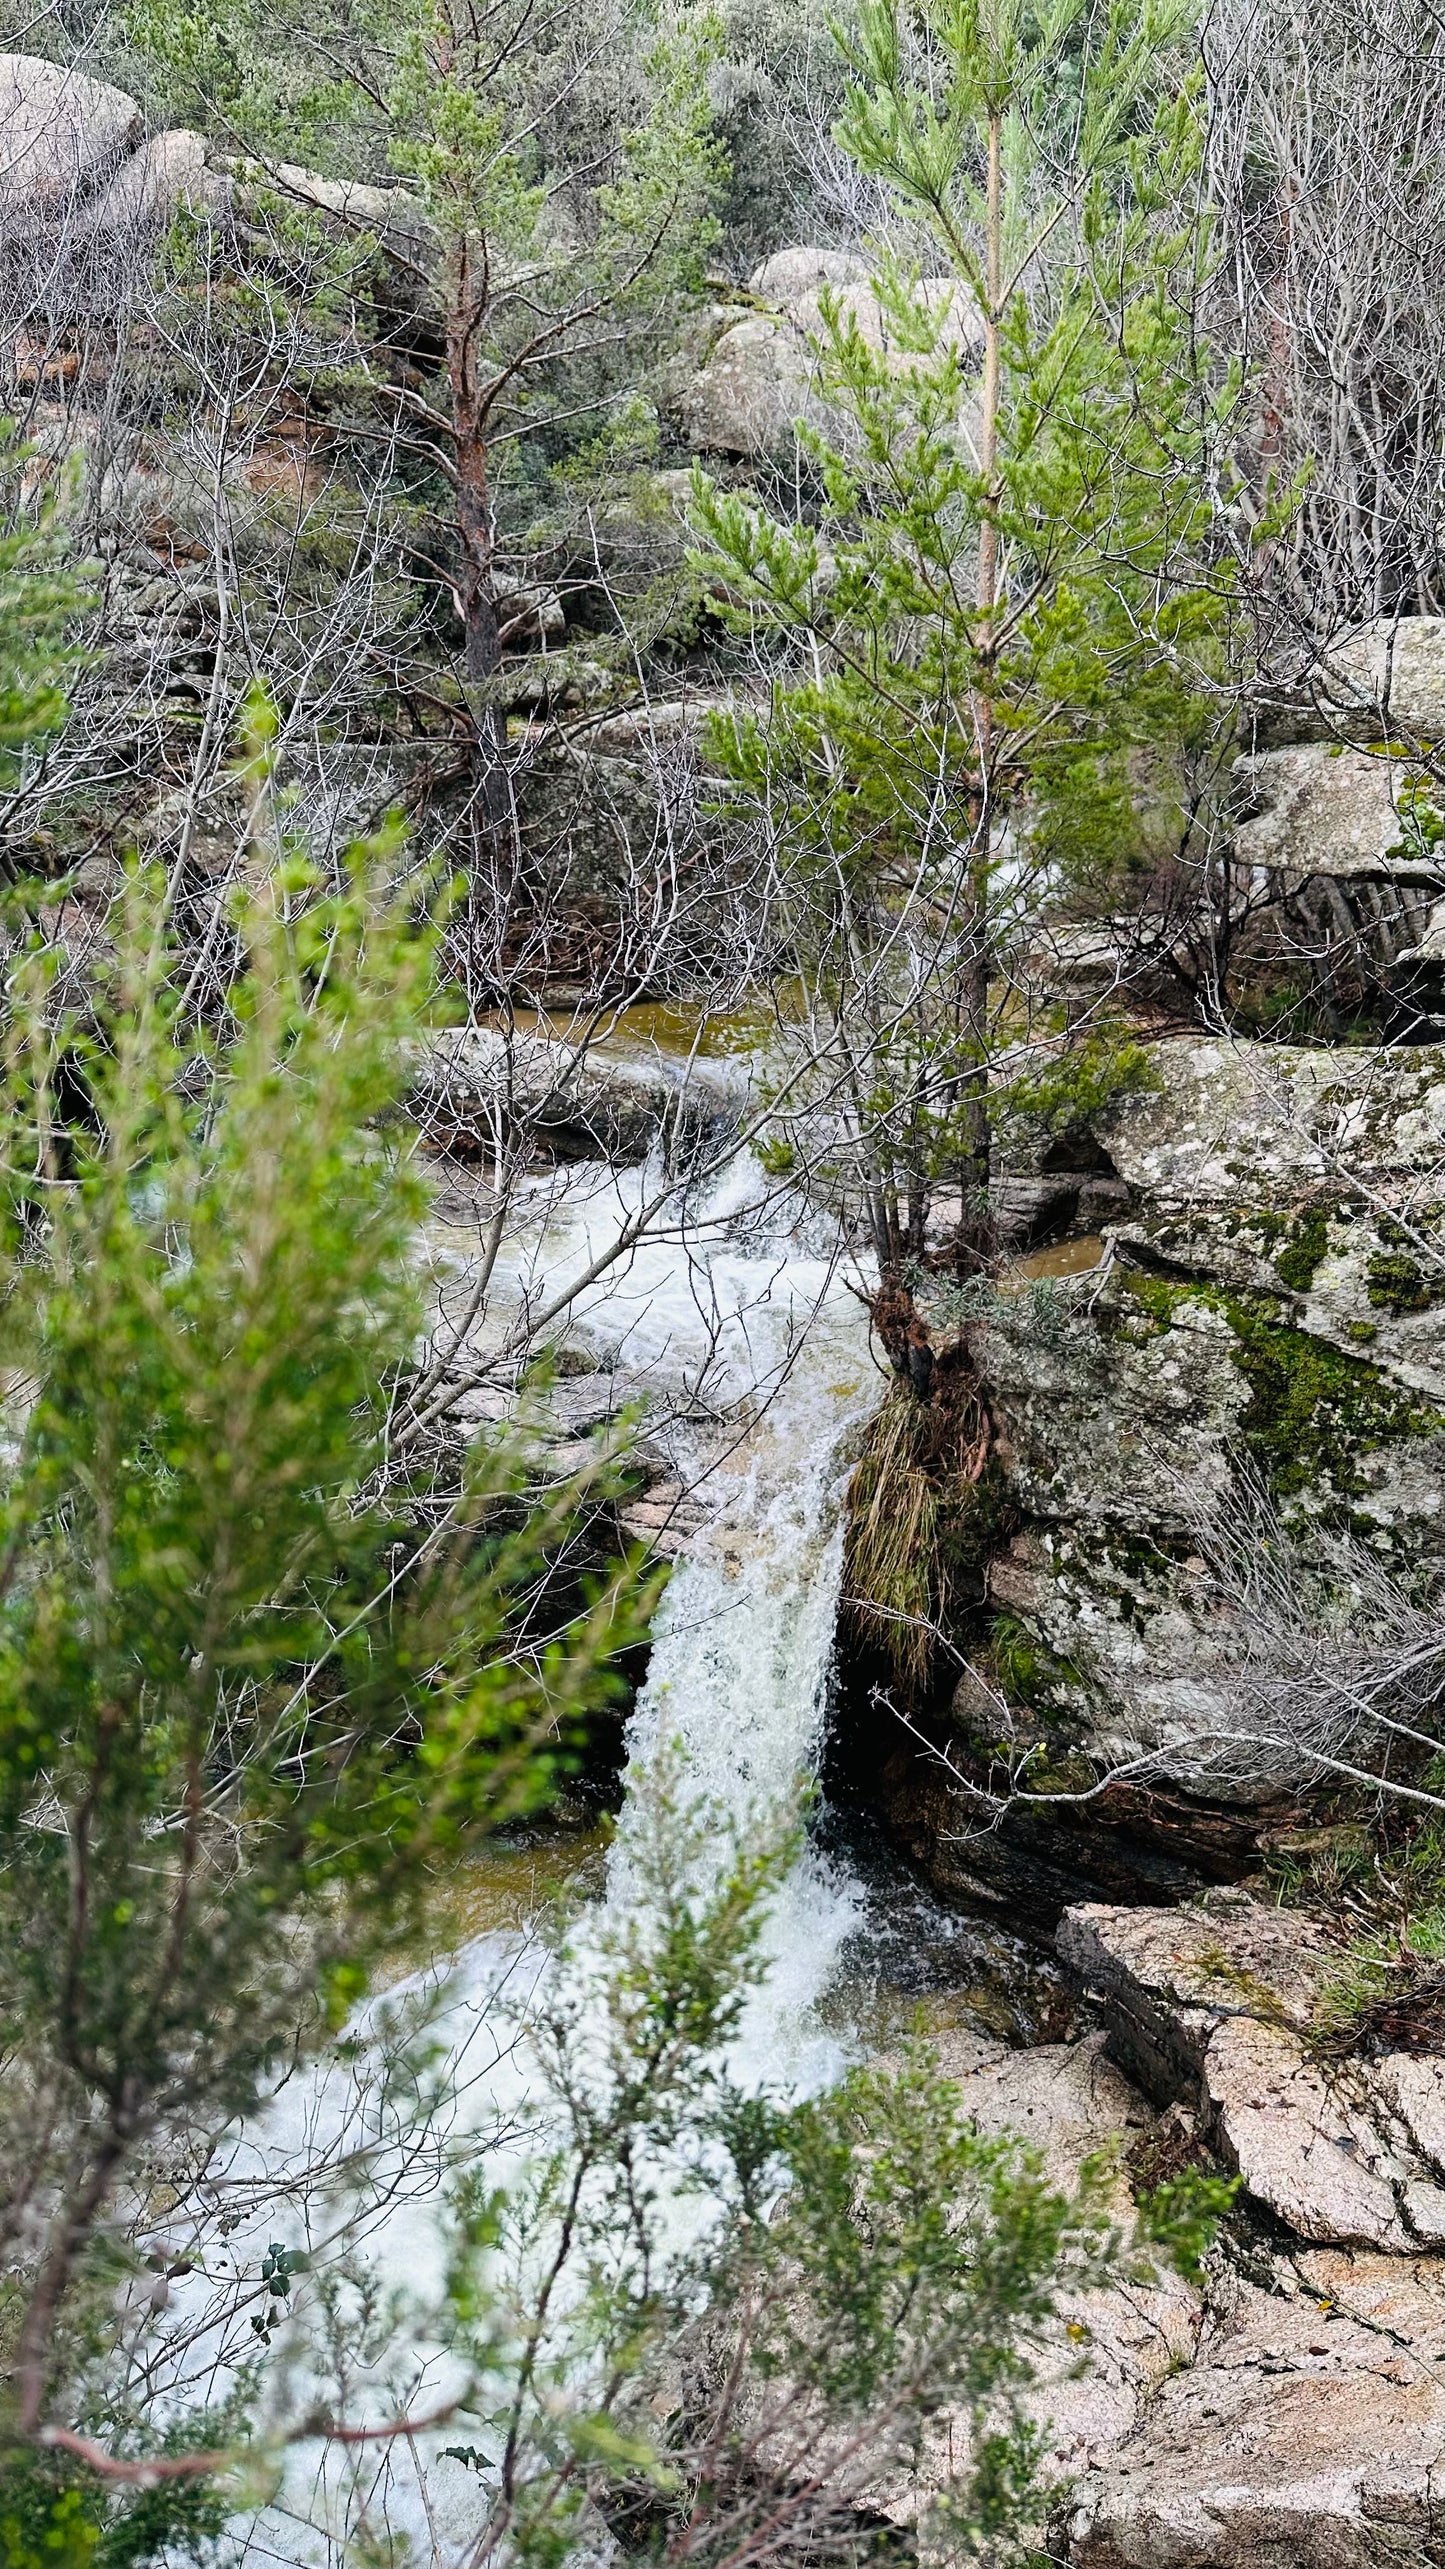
[984, 1609, 1084, 1713]
[1366, 1251, 1436, 1314]
[1120, 1271, 1445, 1499]
[1364, 1219, 1445, 1316]
[1274, 1206, 1330, 1295]
[1225, 1299, 1444, 1495]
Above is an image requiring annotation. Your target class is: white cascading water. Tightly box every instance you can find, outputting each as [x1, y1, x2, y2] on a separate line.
[175, 1144, 882, 2566]
[499, 1147, 879, 2080]
[603, 1284, 873, 2088]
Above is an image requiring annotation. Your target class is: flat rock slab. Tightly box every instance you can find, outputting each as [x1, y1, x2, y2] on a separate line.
[1234, 742, 1445, 883]
[1068, 2247, 1445, 2567]
[1061, 1900, 1445, 2250]
[1206, 2014, 1418, 2249]
[931, 2024, 1154, 2194]
[885, 2032, 1202, 2502]
[882, 2014, 1445, 2566]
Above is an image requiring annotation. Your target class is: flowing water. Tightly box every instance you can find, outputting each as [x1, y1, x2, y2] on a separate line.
[168, 1156, 878, 2566]
[181, 1144, 1062, 2567]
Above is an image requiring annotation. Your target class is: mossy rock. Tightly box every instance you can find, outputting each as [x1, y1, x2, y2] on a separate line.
[1273, 1205, 1330, 1295]
[1121, 1271, 1445, 1503]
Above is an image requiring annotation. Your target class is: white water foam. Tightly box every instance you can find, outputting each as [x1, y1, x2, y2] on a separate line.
[458, 1146, 880, 2076]
[168, 1156, 880, 2564]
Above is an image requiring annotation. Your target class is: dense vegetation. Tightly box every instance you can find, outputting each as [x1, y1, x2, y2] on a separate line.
[3, 0, 1445, 2555]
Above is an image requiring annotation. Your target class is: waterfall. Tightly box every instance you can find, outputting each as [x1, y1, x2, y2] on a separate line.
[484, 1143, 881, 2081]
[156, 1149, 882, 2565]
[605, 1272, 877, 2092]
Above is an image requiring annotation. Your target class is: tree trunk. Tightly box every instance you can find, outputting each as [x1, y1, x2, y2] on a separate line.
[457, 425, 501, 693]
[445, 236, 508, 808]
[951, 108, 1002, 1275]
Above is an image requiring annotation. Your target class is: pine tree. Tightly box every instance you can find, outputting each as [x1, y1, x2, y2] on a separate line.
[127, 0, 722, 771]
[693, 0, 1236, 1274]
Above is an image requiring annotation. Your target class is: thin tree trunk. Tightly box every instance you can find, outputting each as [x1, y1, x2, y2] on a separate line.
[16, 2126, 131, 2432]
[445, 237, 507, 797]
[953, 108, 1002, 1272]
[456, 419, 501, 692]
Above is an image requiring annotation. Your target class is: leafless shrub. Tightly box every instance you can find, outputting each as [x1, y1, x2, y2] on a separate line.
[1208, 0, 1445, 646]
[1172, 1466, 1445, 1807]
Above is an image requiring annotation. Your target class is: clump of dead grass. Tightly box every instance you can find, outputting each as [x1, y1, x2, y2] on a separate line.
[842, 1390, 945, 1702]
[844, 1395, 992, 1693]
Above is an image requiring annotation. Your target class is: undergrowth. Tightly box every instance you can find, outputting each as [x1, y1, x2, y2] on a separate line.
[1292, 1805, 1445, 2055]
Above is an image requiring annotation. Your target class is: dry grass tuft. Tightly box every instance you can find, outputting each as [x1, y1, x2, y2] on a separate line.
[843, 1390, 948, 1703]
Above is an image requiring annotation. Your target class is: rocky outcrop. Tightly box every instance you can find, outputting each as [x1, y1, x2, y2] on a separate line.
[0, 53, 438, 289]
[1096, 1035, 1445, 1401]
[411, 1024, 746, 1168]
[0, 54, 226, 258]
[1233, 742, 1445, 886]
[1049, 1896, 1445, 2567]
[684, 242, 981, 458]
[848, 1035, 1445, 1907]
[228, 154, 429, 290]
[1003, 1032, 1445, 1546]
[746, 246, 868, 305]
[1068, 2248, 1445, 2568]
[683, 312, 812, 458]
[88, 126, 223, 235]
[1330, 617, 1445, 738]
[1060, 1898, 1445, 2250]
[915, 2030, 1202, 2491]
[0, 54, 140, 223]
[1232, 619, 1445, 1013]
[1255, 613, 1445, 747]
[903, 1924, 1445, 2565]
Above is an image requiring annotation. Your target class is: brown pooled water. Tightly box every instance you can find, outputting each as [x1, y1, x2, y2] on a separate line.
[1009, 1233, 1107, 1282]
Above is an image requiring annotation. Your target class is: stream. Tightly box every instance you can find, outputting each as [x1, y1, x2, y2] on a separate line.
[196, 1135, 1063, 2568]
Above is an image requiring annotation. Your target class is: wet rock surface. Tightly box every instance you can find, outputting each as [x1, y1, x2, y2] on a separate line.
[411, 1024, 745, 1167]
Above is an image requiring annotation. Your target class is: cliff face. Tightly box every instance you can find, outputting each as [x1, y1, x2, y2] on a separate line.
[840, 1031, 1445, 1906]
